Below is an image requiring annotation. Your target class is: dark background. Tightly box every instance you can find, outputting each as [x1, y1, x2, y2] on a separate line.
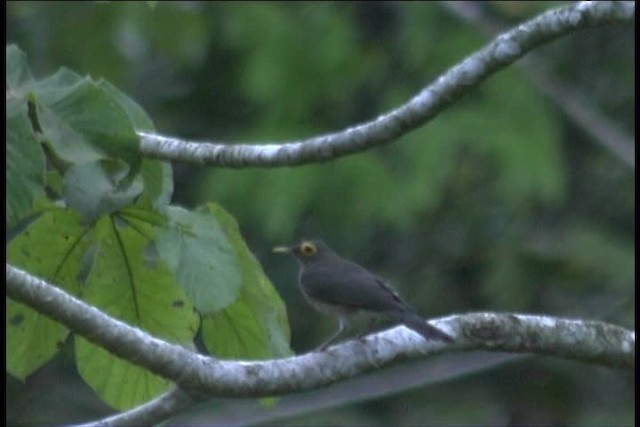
[6, 2, 634, 425]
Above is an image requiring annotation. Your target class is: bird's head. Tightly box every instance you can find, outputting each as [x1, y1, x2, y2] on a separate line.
[273, 239, 334, 264]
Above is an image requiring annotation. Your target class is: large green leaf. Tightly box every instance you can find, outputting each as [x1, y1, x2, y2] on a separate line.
[96, 79, 174, 209]
[31, 68, 141, 176]
[202, 204, 291, 359]
[63, 159, 144, 222]
[7, 45, 169, 226]
[76, 214, 199, 410]
[6, 46, 44, 228]
[97, 80, 155, 132]
[6, 208, 92, 379]
[137, 158, 174, 209]
[155, 205, 242, 314]
[202, 296, 269, 359]
[6, 299, 69, 381]
[6, 44, 34, 93]
[6, 99, 45, 228]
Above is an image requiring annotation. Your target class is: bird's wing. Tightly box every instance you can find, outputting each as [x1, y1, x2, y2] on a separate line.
[302, 259, 413, 314]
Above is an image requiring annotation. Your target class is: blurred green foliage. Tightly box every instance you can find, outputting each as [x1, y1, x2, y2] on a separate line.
[6, 1, 633, 426]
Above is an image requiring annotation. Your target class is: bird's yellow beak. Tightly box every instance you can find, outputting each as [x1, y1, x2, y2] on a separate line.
[272, 246, 292, 254]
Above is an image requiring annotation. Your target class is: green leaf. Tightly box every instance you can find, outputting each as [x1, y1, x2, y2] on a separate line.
[202, 203, 292, 359]
[119, 205, 168, 228]
[45, 170, 64, 198]
[6, 44, 34, 94]
[6, 98, 45, 228]
[202, 297, 268, 359]
[31, 68, 86, 104]
[137, 159, 174, 209]
[31, 69, 141, 173]
[155, 206, 242, 314]
[97, 80, 154, 132]
[76, 214, 199, 410]
[63, 159, 144, 222]
[96, 80, 174, 209]
[6, 208, 92, 379]
[6, 299, 69, 380]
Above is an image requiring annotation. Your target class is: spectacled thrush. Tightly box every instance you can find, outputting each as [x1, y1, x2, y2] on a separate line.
[274, 239, 453, 350]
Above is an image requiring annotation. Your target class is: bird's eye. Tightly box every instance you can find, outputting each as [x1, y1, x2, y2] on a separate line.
[300, 242, 317, 256]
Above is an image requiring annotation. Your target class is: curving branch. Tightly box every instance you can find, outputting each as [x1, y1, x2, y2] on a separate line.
[138, 1, 634, 168]
[441, 1, 635, 169]
[73, 388, 193, 427]
[7, 263, 635, 389]
[84, 353, 529, 427]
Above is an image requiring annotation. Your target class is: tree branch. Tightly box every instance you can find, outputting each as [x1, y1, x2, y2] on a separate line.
[85, 353, 528, 427]
[7, 263, 635, 378]
[137, 1, 634, 168]
[171, 353, 528, 426]
[441, 1, 635, 169]
[7, 264, 634, 425]
[73, 388, 193, 427]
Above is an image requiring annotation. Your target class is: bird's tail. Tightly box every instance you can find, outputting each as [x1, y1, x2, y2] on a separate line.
[402, 312, 454, 343]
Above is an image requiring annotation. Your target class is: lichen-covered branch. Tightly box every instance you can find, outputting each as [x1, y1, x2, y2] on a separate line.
[73, 388, 193, 427]
[138, 1, 634, 168]
[7, 264, 634, 426]
[6, 265, 207, 389]
[441, 1, 635, 169]
[7, 263, 634, 381]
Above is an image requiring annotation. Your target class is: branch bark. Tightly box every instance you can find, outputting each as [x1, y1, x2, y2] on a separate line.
[73, 389, 193, 427]
[138, 1, 634, 168]
[7, 263, 635, 381]
[441, 1, 635, 169]
[7, 264, 634, 425]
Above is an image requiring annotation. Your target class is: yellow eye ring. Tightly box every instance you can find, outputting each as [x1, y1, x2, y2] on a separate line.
[300, 242, 317, 256]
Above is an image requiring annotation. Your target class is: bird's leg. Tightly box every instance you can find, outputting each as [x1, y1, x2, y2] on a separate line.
[316, 318, 347, 351]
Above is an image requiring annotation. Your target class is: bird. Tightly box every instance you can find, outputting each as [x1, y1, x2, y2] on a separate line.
[273, 239, 453, 350]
